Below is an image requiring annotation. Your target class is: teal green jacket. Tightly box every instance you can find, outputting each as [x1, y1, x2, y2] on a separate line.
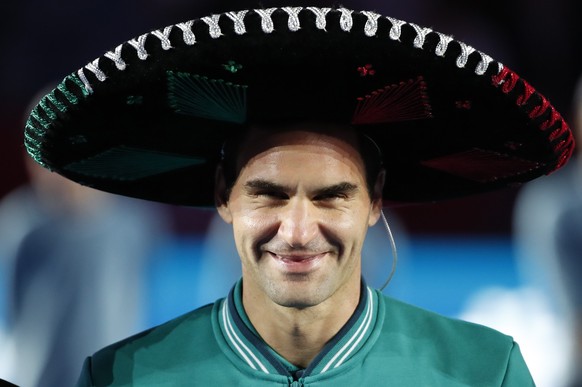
[76, 282, 534, 386]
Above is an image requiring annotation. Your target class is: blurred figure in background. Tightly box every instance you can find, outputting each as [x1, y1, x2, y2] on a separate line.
[513, 74, 582, 387]
[0, 151, 169, 386]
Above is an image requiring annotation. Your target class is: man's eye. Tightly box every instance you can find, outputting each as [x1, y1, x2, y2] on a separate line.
[257, 191, 287, 200]
[314, 193, 346, 201]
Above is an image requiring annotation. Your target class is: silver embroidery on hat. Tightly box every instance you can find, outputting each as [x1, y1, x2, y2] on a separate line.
[283, 7, 302, 31]
[202, 15, 222, 38]
[77, 69, 93, 94]
[176, 21, 196, 45]
[86, 59, 106, 81]
[493, 61, 503, 76]
[475, 52, 494, 75]
[409, 23, 433, 49]
[128, 34, 149, 60]
[456, 42, 476, 68]
[255, 8, 276, 33]
[104, 45, 126, 70]
[361, 11, 380, 37]
[338, 8, 353, 32]
[151, 26, 173, 50]
[226, 10, 248, 35]
[307, 7, 331, 30]
[386, 17, 405, 40]
[495, 62, 504, 76]
[434, 32, 453, 57]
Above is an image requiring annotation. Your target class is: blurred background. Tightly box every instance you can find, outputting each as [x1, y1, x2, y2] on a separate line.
[0, 1, 580, 386]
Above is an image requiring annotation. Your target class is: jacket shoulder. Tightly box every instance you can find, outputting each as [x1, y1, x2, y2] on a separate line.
[85, 302, 218, 386]
[374, 294, 533, 385]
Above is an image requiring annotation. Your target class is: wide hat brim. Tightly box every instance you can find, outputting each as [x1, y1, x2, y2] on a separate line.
[25, 7, 574, 206]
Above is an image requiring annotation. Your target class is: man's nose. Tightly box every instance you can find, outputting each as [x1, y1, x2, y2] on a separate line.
[277, 198, 319, 247]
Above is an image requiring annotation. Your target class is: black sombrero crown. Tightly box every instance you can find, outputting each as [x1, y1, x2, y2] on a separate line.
[25, 7, 575, 206]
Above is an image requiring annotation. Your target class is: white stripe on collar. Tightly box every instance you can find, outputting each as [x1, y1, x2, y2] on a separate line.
[221, 300, 270, 373]
[320, 287, 374, 373]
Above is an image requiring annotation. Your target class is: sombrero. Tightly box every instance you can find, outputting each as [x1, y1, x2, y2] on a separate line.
[24, 6, 575, 206]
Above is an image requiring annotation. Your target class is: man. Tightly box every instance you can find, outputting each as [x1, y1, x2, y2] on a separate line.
[214, 123, 383, 368]
[24, 7, 573, 386]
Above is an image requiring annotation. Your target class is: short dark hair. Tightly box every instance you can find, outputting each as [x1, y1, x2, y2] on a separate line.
[220, 128, 383, 200]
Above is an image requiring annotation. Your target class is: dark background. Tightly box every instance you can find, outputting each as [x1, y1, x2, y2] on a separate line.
[1, 0, 580, 235]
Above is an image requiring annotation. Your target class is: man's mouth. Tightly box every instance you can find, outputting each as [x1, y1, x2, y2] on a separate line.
[267, 251, 327, 272]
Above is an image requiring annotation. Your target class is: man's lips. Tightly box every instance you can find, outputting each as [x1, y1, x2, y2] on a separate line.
[271, 253, 324, 262]
[267, 251, 327, 272]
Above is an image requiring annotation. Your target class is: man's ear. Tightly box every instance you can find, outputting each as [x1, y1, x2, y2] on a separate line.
[215, 164, 233, 224]
[368, 169, 385, 226]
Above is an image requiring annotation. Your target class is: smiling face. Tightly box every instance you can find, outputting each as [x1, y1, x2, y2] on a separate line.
[216, 123, 383, 309]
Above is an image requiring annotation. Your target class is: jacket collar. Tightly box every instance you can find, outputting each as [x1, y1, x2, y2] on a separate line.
[218, 278, 379, 378]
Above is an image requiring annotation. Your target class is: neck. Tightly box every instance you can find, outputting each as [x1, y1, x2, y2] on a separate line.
[242, 278, 361, 368]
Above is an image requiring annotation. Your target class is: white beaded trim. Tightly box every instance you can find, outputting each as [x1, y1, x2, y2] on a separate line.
[338, 8, 354, 32]
[226, 11, 248, 35]
[176, 21, 196, 45]
[386, 17, 405, 40]
[435, 32, 453, 57]
[255, 8, 276, 34]
[456, 42, 476, 68]
[77, 68, 94, 94]
[409, 23, 433, 49]
[104, 45, 126, 70]
[85, 59, 106, 81]
[283, 7, 303, 32]
[151, 26, 173, 50]
[476, 53, 496, 75]
[127, 33, 149, 60]
[76, 7, 502, 95]
[361, 11, 380, 37]
[202, 15, 222, 39]
[307, 7, 331, 30]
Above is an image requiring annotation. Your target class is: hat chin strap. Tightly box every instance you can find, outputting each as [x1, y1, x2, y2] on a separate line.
[378, 209, 398, 291]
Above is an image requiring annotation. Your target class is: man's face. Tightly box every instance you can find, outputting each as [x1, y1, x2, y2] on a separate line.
[216, 125, 383, 309]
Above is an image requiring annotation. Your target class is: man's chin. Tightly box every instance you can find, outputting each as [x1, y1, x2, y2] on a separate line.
[275, 298, 320, 310]
[269, 280, 330, 309]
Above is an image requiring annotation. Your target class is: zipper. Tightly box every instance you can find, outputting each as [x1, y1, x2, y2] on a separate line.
[289, 371, 304, 387]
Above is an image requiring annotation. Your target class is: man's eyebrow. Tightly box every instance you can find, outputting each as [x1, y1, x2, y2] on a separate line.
[243, 180, 359, 195]
[315, 182, 359, 196]
[244, 179, 287, 192]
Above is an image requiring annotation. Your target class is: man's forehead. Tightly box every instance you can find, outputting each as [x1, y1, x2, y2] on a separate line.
[236, 122, 363, 166]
